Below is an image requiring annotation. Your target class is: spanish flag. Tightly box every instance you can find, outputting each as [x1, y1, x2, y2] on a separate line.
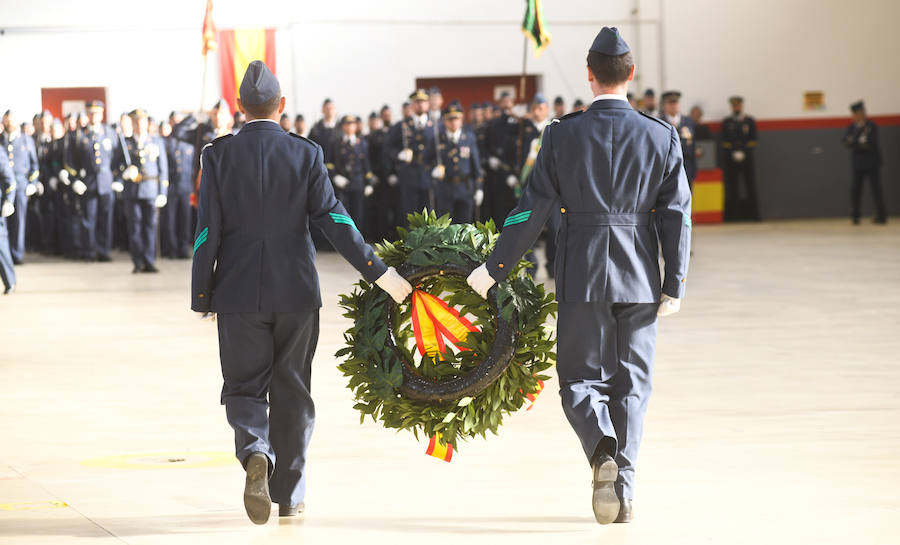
[426, 433, 454, 463]
[217, 28, 277, 113]
[525, 379, 545, 411]
[522, 0, 551, 56]
[411, 290, 479, 359]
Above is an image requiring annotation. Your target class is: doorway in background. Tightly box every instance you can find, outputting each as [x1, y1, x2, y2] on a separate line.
[41, 87, 108, 122]
[415, 75, 539, 112]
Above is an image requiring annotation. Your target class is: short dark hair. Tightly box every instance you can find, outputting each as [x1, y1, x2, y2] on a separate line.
[243, 95, 281, 118]
[587, 51, 634, 86]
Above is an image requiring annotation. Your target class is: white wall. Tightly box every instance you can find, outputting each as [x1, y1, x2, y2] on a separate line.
[1, 0, 898, 125]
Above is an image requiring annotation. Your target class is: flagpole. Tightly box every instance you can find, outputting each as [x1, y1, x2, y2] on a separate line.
[520, 35, 528, 103]
[516, 35, 528, 188]
[200, 54, 208, 114]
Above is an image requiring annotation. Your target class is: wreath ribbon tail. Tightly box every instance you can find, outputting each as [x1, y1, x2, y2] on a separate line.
[425, 433, 454, 462]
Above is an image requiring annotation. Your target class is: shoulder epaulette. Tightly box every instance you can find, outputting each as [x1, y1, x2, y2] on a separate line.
[287, 132, 314, 144]
[637, 110, 671, 129]
[558, 111, 583, 122]
[211, 133, 233, 145]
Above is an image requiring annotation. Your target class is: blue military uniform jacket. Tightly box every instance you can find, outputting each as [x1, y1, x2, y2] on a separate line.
[486, 98, 692, 303]
[843, 120, 882, 171]
[75, 124, 120, 195]
[119, 135, 169, 201]
[325, 137, 373, 191]
[191, 119, 388, 313]
[437, 129, 483, 189]
[1, 151, 15, 205]
[721, 114, 758, 156]
[384, 115, 437, 189]
[2, 131, 39, 189]
[165, 135, 196, 195]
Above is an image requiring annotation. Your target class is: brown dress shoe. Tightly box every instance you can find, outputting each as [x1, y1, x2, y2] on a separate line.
[591, 453, 620, 524]
[614, 498, 632, 523]
[279, 502, 305, 517]
[243, 453, 271, 525]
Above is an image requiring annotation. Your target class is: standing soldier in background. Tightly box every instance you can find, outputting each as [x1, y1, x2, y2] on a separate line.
[308, 98, 339, 157]
[483, 91, 521, 227]
[72, 100, 119, 262]
[292, 114, 306, 136]
[35, 110, 56, 255]
[428, 87, 444, 124]
[326, 114, 374, 231]
[385, 89, 437, 222]
[279, 113, 291, 132]
[364, 111, 387, 240]
[233, 111, 246, 134]
[0, 153, 17, 293]
[843, 100, 886, 225]
[112, 112, 134, 252]
[661, 91, 697, 187]
[721, 96, 759, 221]
[431, 102, 483, 223]
[163, 112, 196, 258]
[572, 99, 586, 113]
[2, 110, 40, 265]
[119, 108, 168, 273]
[640, 89, 656, 116]
[553, 96, 566, 119]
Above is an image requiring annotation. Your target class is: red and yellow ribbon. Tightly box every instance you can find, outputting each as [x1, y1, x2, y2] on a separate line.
[425, 433, 454, 463]
[411, 289, 479, 359]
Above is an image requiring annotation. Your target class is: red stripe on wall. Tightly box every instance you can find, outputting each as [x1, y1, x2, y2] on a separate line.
[694, 168, 722, 183]
[218, 30, 236, 113]
[264, 28, 277, 75]
[706, 114, 900, 133]
[693, 211, 723, 224]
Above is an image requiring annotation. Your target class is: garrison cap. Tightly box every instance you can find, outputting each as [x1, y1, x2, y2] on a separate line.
[531, 93, 548, 106]
[470, 102, 483, 110]
[850, 100, 865, 112]
[368, 111, 378, 120]
[239, 60, 281, 106]
[661, 91, 682, 103]
[573, 98, 585, 108]
[409, 89, 429, 102]
[295, 114, 304, 122]
[553, 95, 565, 106]
[86, 100, 105, 112]
[644, 88, 655, 98]
[322, 98, 333, 106]
[429, 86, 442, 95]
[212, 99, 222, 109]
[280, 113, 289, 121]
[2, 109, 11, 117]
[729, 95, 744, 104]
[590, 26, 630, 55]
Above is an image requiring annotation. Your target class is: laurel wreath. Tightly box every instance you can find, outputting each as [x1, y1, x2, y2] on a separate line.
[336, 211, 557, 449]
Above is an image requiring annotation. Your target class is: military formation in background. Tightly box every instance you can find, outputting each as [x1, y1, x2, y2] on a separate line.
[0, 86, 885, 294]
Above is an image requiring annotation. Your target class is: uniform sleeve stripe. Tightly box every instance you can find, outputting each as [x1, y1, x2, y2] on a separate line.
[193, 227, 209, 252]
[329, 212, 359, 231]
[503, 210, 532, 227]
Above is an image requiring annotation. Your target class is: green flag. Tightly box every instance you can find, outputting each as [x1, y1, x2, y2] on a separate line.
[522, 0, 551, 55]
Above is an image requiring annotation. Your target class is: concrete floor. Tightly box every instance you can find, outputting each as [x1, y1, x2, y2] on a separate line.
[1, 219, 899, 545]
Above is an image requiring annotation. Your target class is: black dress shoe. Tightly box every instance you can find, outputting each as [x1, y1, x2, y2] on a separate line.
[132, 265, 142, 274]
[3, 284, 14, 295]
[278, 502, 305, 517]
[12, 258, 23, 265]
[97, 254, 112, 262]
[874, 218, 887, 225]
[142, 264, 159, 273]
[591, 453, 620, 524]
[243, 453, 271, 525]
[614, 498, 632, 523]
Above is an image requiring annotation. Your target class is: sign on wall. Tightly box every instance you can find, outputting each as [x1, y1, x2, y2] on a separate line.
[803, 91, 825, 111]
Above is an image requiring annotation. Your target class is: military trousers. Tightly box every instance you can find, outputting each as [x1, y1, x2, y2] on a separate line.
[124, 199, 157, 268]
[217, 311, 319, 507]
[851, 168, 887, 222]
[7, 189, 27, 262]
[433, 180, 474, 224]
[0, 217, 16, 290]
[556, 301, 658, 500]
[723, 158, 759, 221]
[79, 192, 114, 259]
[161, 192, 192, 258]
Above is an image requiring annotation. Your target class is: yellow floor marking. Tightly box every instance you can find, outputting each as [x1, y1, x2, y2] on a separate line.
[0, 500, 68, 511]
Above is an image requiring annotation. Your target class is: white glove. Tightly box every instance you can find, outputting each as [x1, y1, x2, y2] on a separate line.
[431, 165, 445, 180]
[25, 183, 37, 197]
[333, 175, 350, 189]
[154, 194, 168, 209]
[388, 174, 399, 186]
[657, 295, 681, 317]
[35, 182, 44, 196]
[488, 156, 501, 170]
[58, 169, 70, 185]
[49, 177, 58, 191]
[397, 149, 413, 163]
[474, 189, 484, 206]
[111, 181, 124, 193]
[467, 263, 496, 299]
[506, 174, 519, 188]
[364, 185, 374, 197]
[123, 165, 139, 182]
[732, 150, 746, 162]
[375, 266, 413, 304]
[196, 312, 216, 322]
[72, 180, 87, 195]
[1, 201, 14, 218]
[79, 169, 86, 178]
